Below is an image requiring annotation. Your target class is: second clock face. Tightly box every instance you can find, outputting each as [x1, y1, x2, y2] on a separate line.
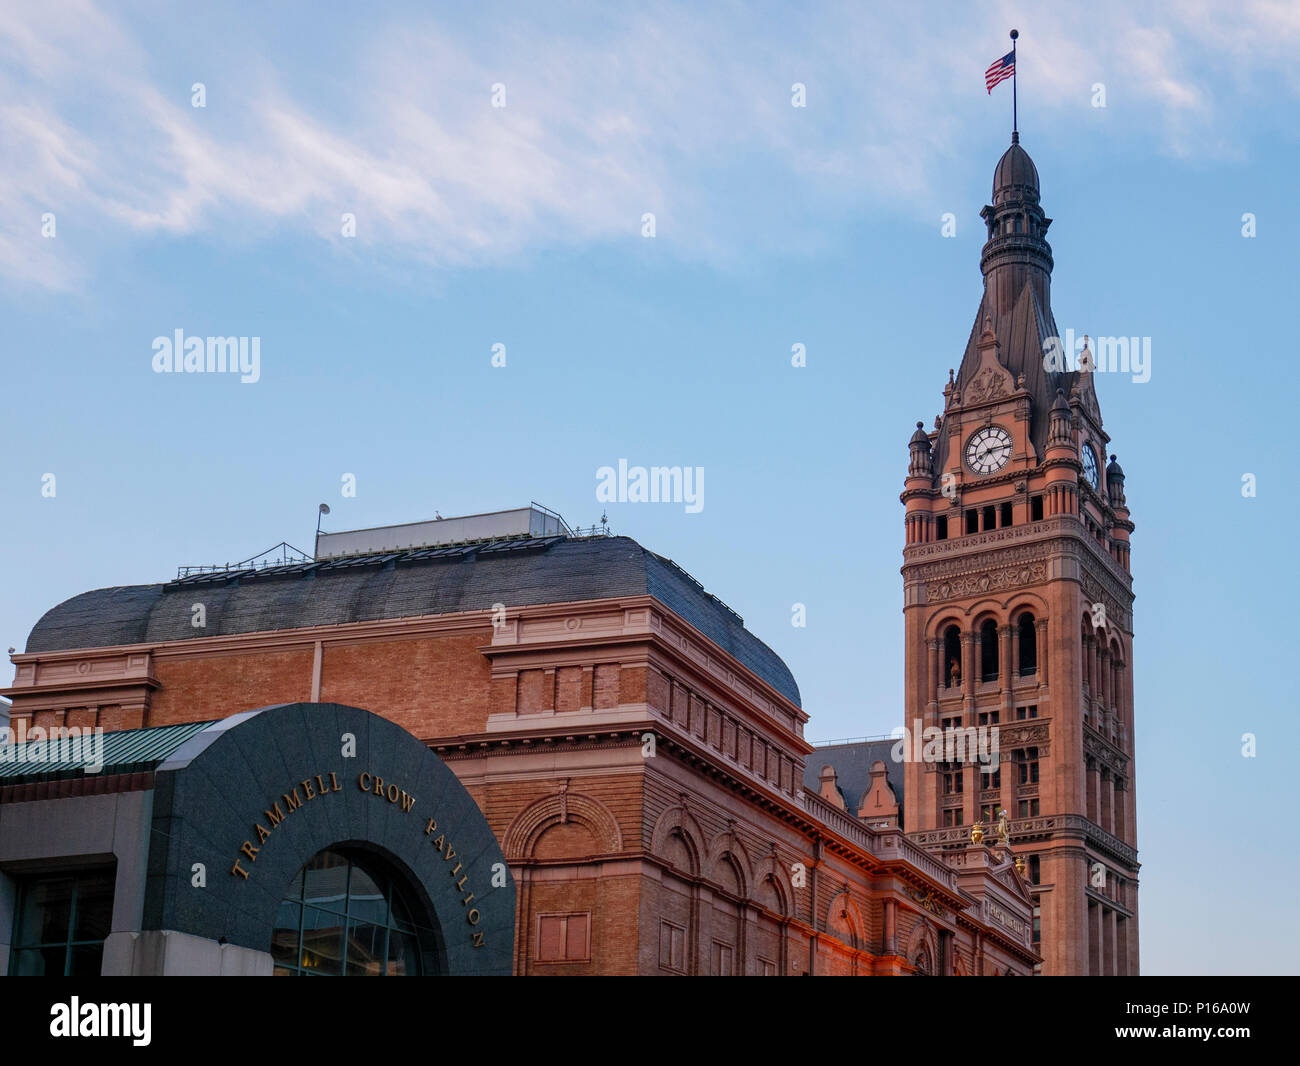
[1082, 443, 1099, 488]
[966, 426, 1013, 475]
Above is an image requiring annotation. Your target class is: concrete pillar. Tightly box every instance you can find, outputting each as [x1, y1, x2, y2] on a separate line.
[883, 899, 897, 955]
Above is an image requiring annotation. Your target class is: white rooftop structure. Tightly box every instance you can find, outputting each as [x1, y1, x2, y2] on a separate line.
[314, 504, 569, 560]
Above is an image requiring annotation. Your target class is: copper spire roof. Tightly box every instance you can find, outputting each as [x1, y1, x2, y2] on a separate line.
[992, 135, 1040, 204]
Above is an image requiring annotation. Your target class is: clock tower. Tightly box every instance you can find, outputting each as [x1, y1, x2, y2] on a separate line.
[900, 134, 1139, 976]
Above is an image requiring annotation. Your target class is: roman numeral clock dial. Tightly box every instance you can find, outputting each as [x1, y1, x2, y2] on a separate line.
[965, 426, 1013, 475]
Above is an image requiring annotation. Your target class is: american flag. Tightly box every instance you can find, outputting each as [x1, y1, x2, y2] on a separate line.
[985, 50, 1015, 93]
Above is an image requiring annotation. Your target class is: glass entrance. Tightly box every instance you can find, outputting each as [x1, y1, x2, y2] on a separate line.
[271, 848, 441, 976]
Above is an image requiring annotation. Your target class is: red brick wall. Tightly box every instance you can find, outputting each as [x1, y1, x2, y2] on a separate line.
[151, 649, 312, 725]
[320, 631, 493, 737]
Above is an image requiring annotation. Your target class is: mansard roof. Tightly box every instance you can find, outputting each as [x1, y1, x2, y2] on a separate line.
[25, 534, 801, 707]
[803, 738, 903, 812]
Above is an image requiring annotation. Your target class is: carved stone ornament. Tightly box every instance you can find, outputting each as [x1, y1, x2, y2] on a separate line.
[927, 561, 1046, 603]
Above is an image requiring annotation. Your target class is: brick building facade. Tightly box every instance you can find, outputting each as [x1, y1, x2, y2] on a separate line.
[4, 528, 1036, 975]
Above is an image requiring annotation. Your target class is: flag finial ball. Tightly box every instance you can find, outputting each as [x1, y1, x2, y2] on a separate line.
[1010, 29, 1019, 40]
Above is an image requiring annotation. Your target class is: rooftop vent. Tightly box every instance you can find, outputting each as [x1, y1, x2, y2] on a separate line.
[314, 503, 570, 560]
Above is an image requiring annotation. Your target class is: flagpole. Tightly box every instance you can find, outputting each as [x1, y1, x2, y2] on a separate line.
[1010, 29, 1019, 139]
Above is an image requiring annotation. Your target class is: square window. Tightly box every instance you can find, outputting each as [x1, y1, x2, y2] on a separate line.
[9, 867, 115, 978]
[537, 912, 590, 963]
[659, 921, 685, 973]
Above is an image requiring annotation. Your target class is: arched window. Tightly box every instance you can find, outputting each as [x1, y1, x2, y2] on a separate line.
[1018, 613, 1038, 677]
[943, 625, 962, 688]
[271, 847, 442, 976]
[980, 620, 999, 682]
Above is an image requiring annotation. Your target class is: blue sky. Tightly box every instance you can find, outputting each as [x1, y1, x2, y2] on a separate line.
[2, 1, 1297, 975]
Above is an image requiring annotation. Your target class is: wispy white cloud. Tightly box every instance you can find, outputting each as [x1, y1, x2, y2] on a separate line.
[0, 0, 1296, 289]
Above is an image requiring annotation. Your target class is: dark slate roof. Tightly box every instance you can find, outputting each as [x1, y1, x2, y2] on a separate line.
[26, 535, 801, 706]
[803, 739, 903, 814]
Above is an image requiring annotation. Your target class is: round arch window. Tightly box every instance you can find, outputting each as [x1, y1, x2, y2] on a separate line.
[271, 847, 442, 976]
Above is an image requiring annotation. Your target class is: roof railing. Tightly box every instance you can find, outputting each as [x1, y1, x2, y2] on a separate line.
[176, 541, 313, 579]
[811, 734, 900, 747]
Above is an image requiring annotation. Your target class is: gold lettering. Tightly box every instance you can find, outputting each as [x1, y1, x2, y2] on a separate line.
[425, 817, 438, 835]
[467, 908, 480, 926]
[461, 893, 475, 907]
[315, 774, 327, 795]
[255, 823, 271, 844]
[472, 931, 485, 948]
[240, 841, 259, 862]
[455, 875, 469, 892]
[373, 775, 385, 796]
[282, 788, 303, 812]
[265, 801, 285, 828]
[449, 862, 463, 877]
[359, 772, 371, 792]
[387, 783, 399, 803]
[431, 833, 446, 852]
[444, 845, 457, 862]
[329, 771, 341, 792]
[399, 790, 415, 812]
[231, 859, 250, 879]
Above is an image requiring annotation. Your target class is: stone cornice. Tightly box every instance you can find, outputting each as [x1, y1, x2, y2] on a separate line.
[481, 594, 808, 736]
[909, 813, 1138, 869]
[1083, 723, 1130, 776]
[903, 518, 1133, 617]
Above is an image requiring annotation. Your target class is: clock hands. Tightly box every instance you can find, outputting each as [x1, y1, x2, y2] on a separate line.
[971, 434, 1011, 471]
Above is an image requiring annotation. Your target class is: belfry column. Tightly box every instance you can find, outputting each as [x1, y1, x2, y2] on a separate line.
[1036, 618, 1049, 696]
[999, 624, 1014, 718]
[962, 633, 977, 712]
[927, 639, 941, 719]
[1105, 907, 1118, 976]
[1086, 758, 1099, 822]
[1100, 768, 1113, 835]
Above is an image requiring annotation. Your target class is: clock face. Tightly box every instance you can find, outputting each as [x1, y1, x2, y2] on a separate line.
[1081, 443, 1099, 488]
[965, 426, 1013, 475]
